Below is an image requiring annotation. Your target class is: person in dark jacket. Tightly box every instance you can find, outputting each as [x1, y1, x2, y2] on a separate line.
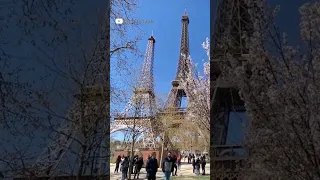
[121, 157, 129, 180]
[171, 154, 177, 176]
[134, 156, 144, 179]
[192, 157, 196, 173]
[120, 154, 125, 172]
[114, 155, 121, 173]
[131, 155, 138, 174]
[162, 152, 174, 180]
[201, 155, 206, 175]
[194, 158, 201, 175]
[146, 152, 158, 180]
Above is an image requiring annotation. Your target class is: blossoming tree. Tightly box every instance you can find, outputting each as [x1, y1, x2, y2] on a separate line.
[182, 38, 210, 145]
[218, 1, 320, 179]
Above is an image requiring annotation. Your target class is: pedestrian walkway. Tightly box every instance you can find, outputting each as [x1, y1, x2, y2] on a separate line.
[110, 162, 210, 180]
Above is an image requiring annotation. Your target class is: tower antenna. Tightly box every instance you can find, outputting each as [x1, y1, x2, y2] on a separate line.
[184, 7, 187, 15]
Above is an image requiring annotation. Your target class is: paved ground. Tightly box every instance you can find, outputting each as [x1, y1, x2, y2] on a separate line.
[110, 162, 210, 180]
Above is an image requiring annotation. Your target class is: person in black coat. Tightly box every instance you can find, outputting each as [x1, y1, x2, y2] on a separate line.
[131, 155, 138, 174]
[114, 155, 121, 173]
[121, 157, 130, 180]
[192, 157, 196, 173]
[201, 155, 206, 175]
[134, 156, 144, 179]
[171, 154, 177, 176]
[146, 152, 158, 180]
[195, 158, 201, 175]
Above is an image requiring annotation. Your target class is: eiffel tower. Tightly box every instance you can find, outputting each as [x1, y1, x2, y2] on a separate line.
[111, 35, 157, 149]
[163, 10, 192, 148]
[211, 0, 253, 179]
[165, 10, 190, 108]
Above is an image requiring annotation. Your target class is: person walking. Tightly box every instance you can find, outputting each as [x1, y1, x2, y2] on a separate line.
[134, 156, 144, 179]
[121, 156, 129, 180]
[120, 154, 125, 172]
[131, 155, 138, 175]
[162, 152, 174, 180]
[192, 157, 195, 173]
[146, 152, 158, 180]
[194, 158, 201, 176]
[201, 155, 206, 175]
[171, 155, 177, 176]
[114, 155, 121, 173]
[177, 154, 182, 170]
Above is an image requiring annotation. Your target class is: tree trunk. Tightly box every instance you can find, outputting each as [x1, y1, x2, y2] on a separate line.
[128, 118, 136, 180]
[159, 133, 165, 168]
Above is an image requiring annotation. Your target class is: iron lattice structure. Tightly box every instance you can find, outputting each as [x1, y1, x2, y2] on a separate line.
[165, 11, 190, 109]
[111, 36, 158, 149]
[30, 38, 109, 178]
[163, 11, 192, 148]
[211, 0, 253, 179]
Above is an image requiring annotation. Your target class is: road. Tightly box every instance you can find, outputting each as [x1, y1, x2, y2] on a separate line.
[110, 162, 210, 180]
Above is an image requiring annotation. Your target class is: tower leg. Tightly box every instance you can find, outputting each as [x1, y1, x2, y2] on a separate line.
[142, 131, 156, 149]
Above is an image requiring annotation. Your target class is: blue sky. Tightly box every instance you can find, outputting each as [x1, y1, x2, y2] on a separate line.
[111, 0, 210, 141]
[132, 0, 210, 96]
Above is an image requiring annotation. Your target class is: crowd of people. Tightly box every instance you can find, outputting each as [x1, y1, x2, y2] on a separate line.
[114, 151, 207, 180]
[184, 153, 207, 175]
[114, 152, 159, 180]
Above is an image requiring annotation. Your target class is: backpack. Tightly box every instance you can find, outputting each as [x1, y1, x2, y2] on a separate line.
[164, 160, 173, 172]
[122, 160, 129, 168]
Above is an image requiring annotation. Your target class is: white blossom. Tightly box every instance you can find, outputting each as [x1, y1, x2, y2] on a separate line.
[219, 1, 320, 179]
[180, 39, 210, 143]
